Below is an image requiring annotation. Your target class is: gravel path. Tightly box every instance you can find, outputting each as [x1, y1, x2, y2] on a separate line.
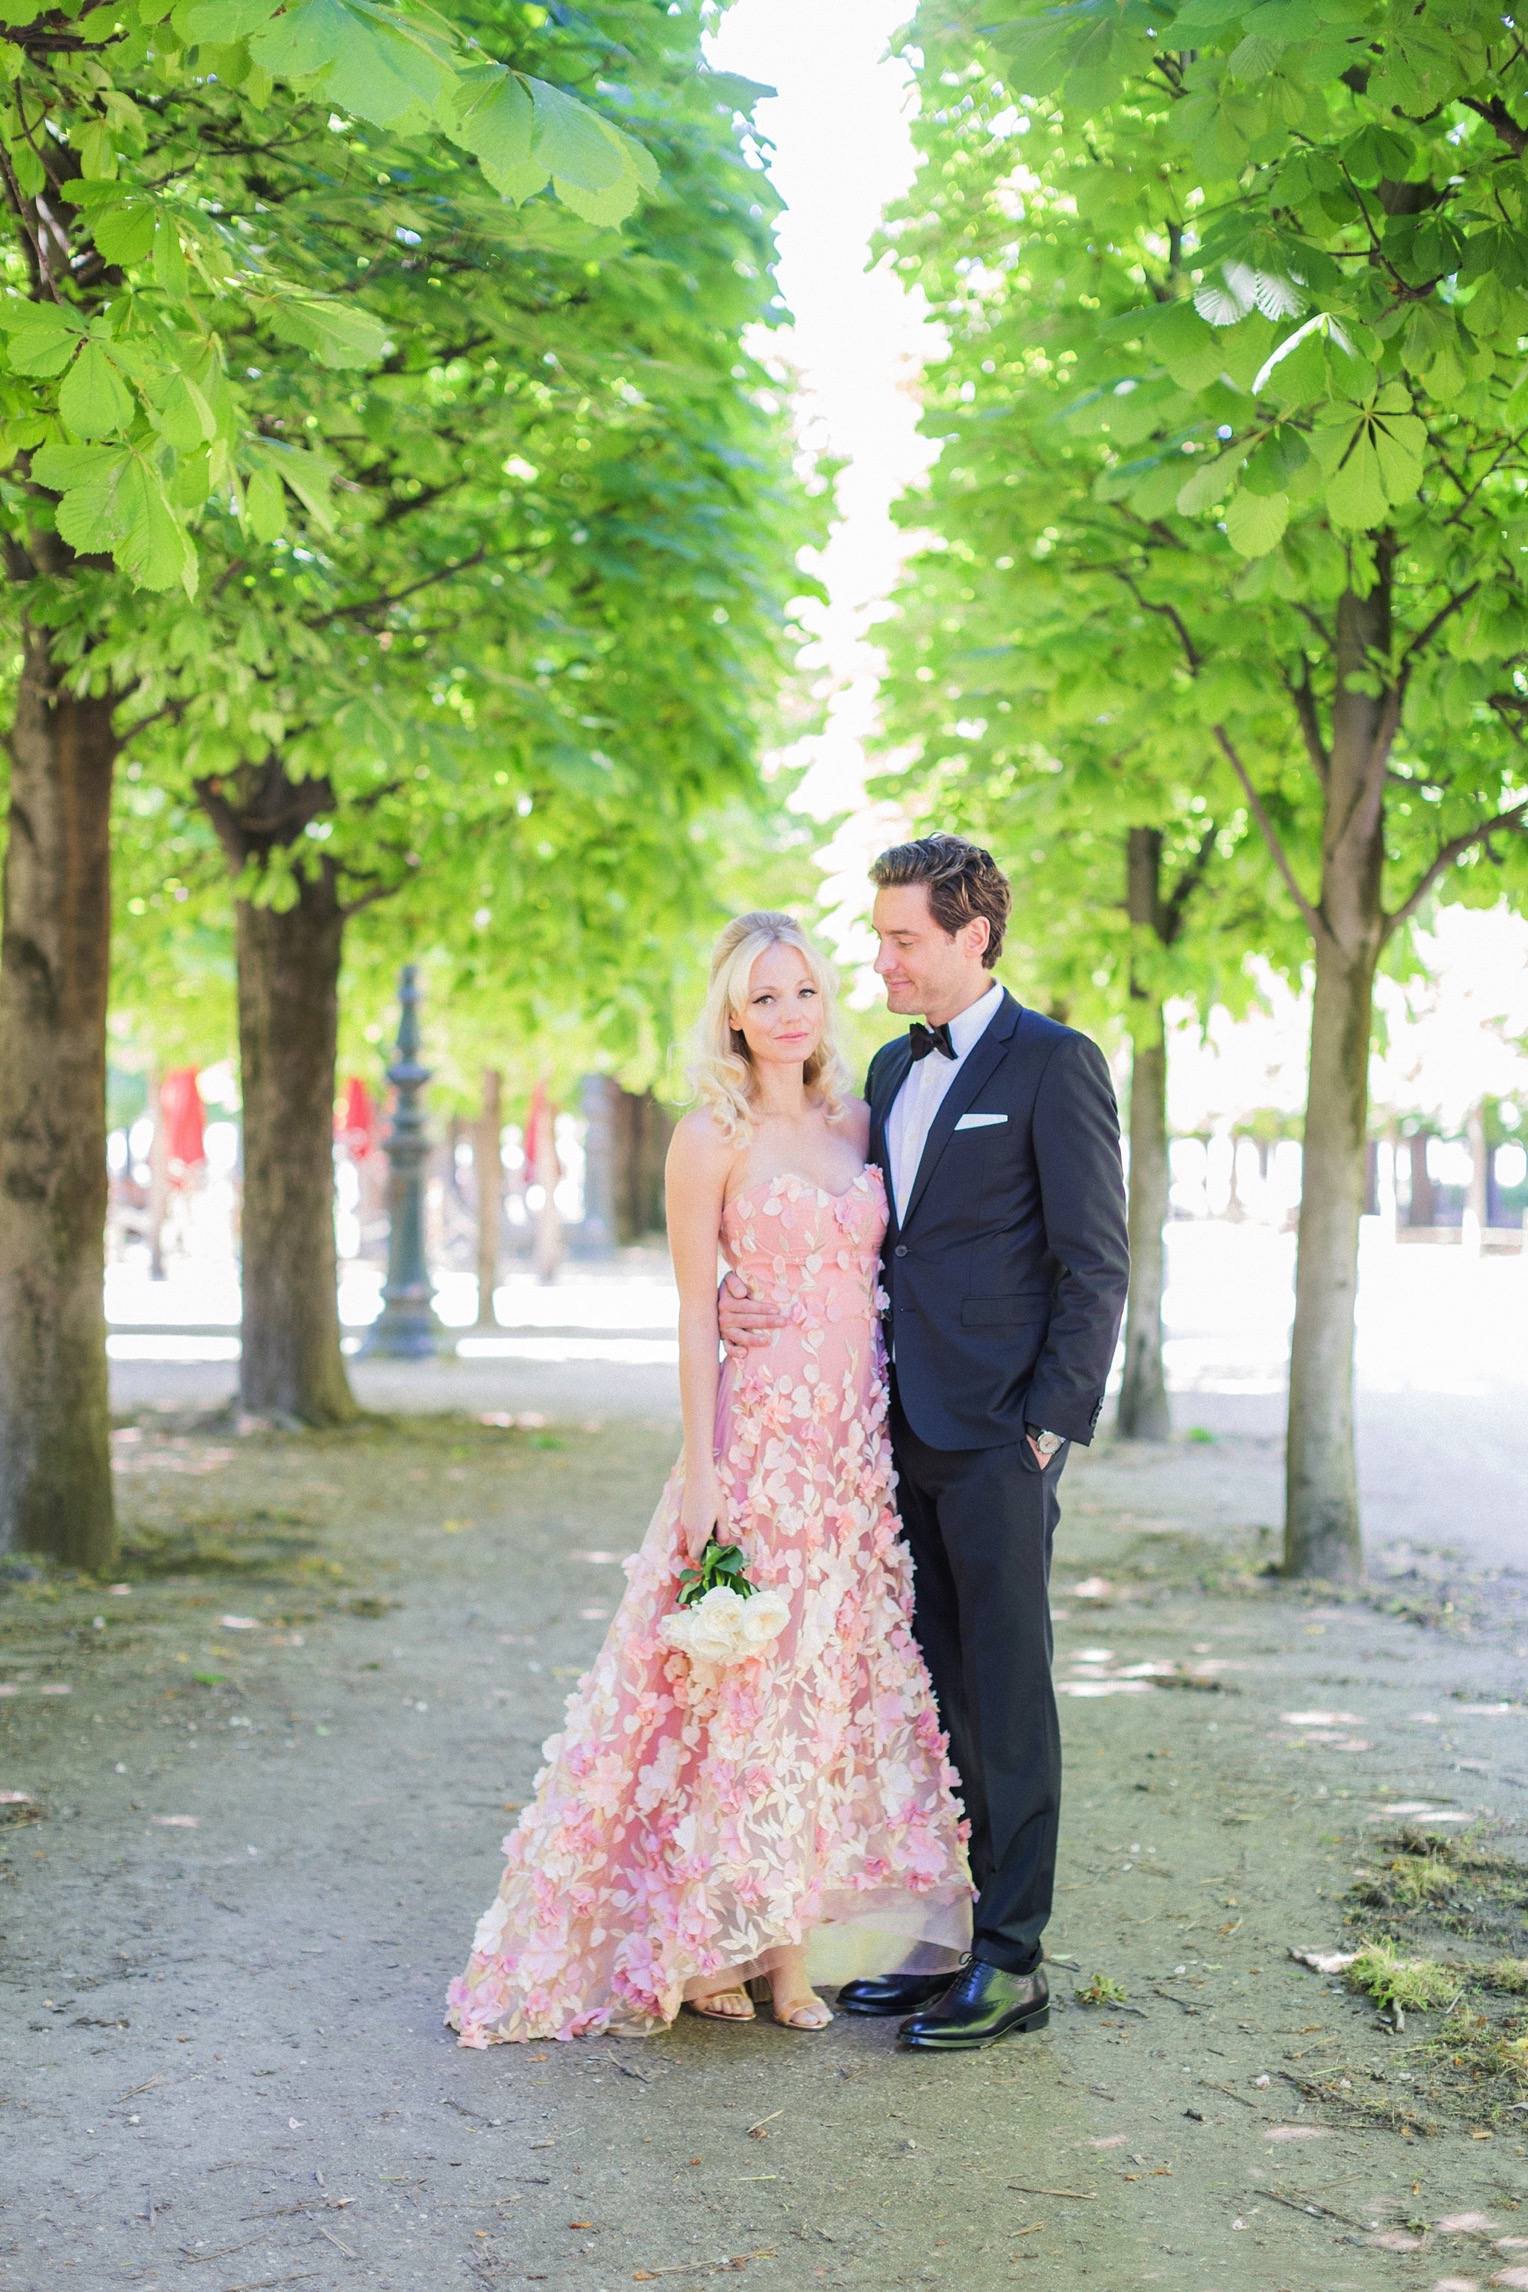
[3, 1411, 1526, 2291]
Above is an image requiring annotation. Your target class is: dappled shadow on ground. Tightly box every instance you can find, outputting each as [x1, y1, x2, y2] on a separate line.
[2, 1414, 1526, 2288]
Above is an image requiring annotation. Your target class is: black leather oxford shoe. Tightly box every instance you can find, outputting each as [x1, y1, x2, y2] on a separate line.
[899, 1961, 1049, 2050]
[835, 1968, 958, 2018]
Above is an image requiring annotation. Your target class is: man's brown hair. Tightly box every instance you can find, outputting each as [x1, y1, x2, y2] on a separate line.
[870, 833, 1011, 968]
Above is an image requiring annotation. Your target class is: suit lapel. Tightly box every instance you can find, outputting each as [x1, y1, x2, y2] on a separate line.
[900, 990, 1022, 1233]
[868, 1037, 913, 1239]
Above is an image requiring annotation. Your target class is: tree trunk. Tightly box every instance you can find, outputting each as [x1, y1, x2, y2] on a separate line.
[146, 1061, 169, 1281]
[199, 760, 357, 1425]
[0, 623, 116, 1567]
[1285, 939, 1374, 1577]
[234, 866, 356, 1423]
[474, 1067, 503, 1328]
[1284, 572, 1391, 1581]
[1117, 1010, 1171, 1439]
[1117, 825, 1171, 1440]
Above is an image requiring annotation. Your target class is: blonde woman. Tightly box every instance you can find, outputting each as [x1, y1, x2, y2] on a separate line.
[448, 913, 971, 2046]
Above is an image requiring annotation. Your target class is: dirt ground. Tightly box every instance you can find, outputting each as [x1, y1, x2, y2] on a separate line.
[3, 1405, 1526, 2292]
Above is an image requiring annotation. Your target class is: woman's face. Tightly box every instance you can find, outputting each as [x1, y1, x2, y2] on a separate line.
[734, 942, 823, 1072]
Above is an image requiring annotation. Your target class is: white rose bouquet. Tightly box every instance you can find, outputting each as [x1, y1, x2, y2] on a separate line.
[659, 1538, 789, 1670]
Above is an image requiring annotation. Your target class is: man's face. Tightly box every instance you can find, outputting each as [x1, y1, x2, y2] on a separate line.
[871, 882, 991, 1021]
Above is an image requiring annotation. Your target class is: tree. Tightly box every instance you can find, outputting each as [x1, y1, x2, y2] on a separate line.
[109, 16, 814, 1425]
[874, 655, 1280, 1441]
[0, 0, 663, 1562]
[890, 0, 1528, 1575]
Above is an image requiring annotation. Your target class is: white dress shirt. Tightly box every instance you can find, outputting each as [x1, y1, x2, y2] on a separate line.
[885, 979, 1004, 1226]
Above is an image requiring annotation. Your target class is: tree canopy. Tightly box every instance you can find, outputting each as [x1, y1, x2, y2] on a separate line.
[884, 0, 1528, 1571]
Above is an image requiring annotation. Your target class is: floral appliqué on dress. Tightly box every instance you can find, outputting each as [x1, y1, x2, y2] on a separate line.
[446, 1166, 972, 2045]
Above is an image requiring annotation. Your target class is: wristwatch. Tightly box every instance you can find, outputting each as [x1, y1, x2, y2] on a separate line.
[1026, 1425, 1065, 1458]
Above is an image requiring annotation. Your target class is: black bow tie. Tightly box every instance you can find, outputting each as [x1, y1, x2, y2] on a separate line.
[909, 1020, 956, 1063]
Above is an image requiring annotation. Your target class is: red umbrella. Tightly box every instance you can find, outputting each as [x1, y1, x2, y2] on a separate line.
[336, 1076, 375, 1160]
[160, 1069, 205, 1170]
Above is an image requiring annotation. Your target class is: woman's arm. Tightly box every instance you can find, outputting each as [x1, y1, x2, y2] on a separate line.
[665, 1110, 736, 1561]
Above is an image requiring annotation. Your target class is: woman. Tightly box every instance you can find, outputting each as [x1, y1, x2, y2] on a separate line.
[447, 913, 970, 2045]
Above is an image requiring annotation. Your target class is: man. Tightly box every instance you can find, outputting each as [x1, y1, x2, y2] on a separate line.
[719, 834, 1129, 2049]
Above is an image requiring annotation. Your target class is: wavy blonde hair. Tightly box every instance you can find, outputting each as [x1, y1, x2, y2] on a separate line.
[690, 911, 852, 1143]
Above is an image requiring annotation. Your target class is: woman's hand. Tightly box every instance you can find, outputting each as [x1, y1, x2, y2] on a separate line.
[679, 1463, 723, 1563]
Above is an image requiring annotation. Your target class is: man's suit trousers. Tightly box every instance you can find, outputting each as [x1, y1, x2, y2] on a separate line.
[890, 1387, 1065, 1976]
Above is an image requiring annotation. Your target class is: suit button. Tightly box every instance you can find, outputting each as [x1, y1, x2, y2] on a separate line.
[894, 1244, 908, 1258]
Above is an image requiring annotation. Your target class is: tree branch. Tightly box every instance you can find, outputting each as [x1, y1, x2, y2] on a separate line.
[1459, 93, 1528, 157]
[1383, 798, 1528, 941]
[1213, 722, 1325, 940]
[1113, 569, 1203, 671]
[311, 548, 490, 628]
[1286, 662, 1329, 783]
[1160, 820, 1218, 946]
[1399, 582, 1479, 677]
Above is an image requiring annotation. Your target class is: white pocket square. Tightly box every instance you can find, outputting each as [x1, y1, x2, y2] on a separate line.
[954, 1111, 1007, 1131]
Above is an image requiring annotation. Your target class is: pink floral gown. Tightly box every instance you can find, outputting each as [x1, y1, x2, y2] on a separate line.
[446, 1166, 972, 2046]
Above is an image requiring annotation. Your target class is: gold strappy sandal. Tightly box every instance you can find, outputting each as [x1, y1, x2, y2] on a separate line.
[687, 1986, 755, 2023]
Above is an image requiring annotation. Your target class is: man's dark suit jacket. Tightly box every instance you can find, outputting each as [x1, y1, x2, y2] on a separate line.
[866, 989, 1130, 1452]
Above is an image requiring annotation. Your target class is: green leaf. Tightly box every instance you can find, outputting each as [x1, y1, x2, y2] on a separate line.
[89, 197, 156, 267]
[260, 293, 388, 369]
[1141, 298, 1227, 391]
[324, 10, 453, 128]
[1241, 424, 1309, 495]
[442, 62, 540, 199]
[700, 69, 776, 109]
[248, 441, 335, 527]
[1224, 487, 1289, 556]
[0, 302, 88, 378]
[987, 0, 1159, 104]
[1323, 431, 1388, 528]
[33, 436, 197, 594]
[252, 0, 453, 127]
[76, 119, 116, 181]
[1371, 407, 1425, 505]
[246, 0, 345, 73]
[58, 340, 135, 439]
[529, 78, 657, 225]
[1126, 453, 1193, 517]
[177, 0, 277, 37]
[1176, 440, 1250, 515]
[150, 372, 217, 452]
[152, 212, 189, 299]
[245, 464, 287, 542]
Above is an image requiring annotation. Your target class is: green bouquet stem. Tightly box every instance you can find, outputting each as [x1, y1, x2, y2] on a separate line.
[676, 1538, 757, 1609]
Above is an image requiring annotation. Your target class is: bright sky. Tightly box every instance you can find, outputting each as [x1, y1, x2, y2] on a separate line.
[702, 7, 1528, 1088]
[706, 0, 938, 949]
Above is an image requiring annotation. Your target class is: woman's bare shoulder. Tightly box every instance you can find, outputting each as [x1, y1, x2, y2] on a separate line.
[668, 1105, 737, 1176]
[838, 1094, 872, 1152]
